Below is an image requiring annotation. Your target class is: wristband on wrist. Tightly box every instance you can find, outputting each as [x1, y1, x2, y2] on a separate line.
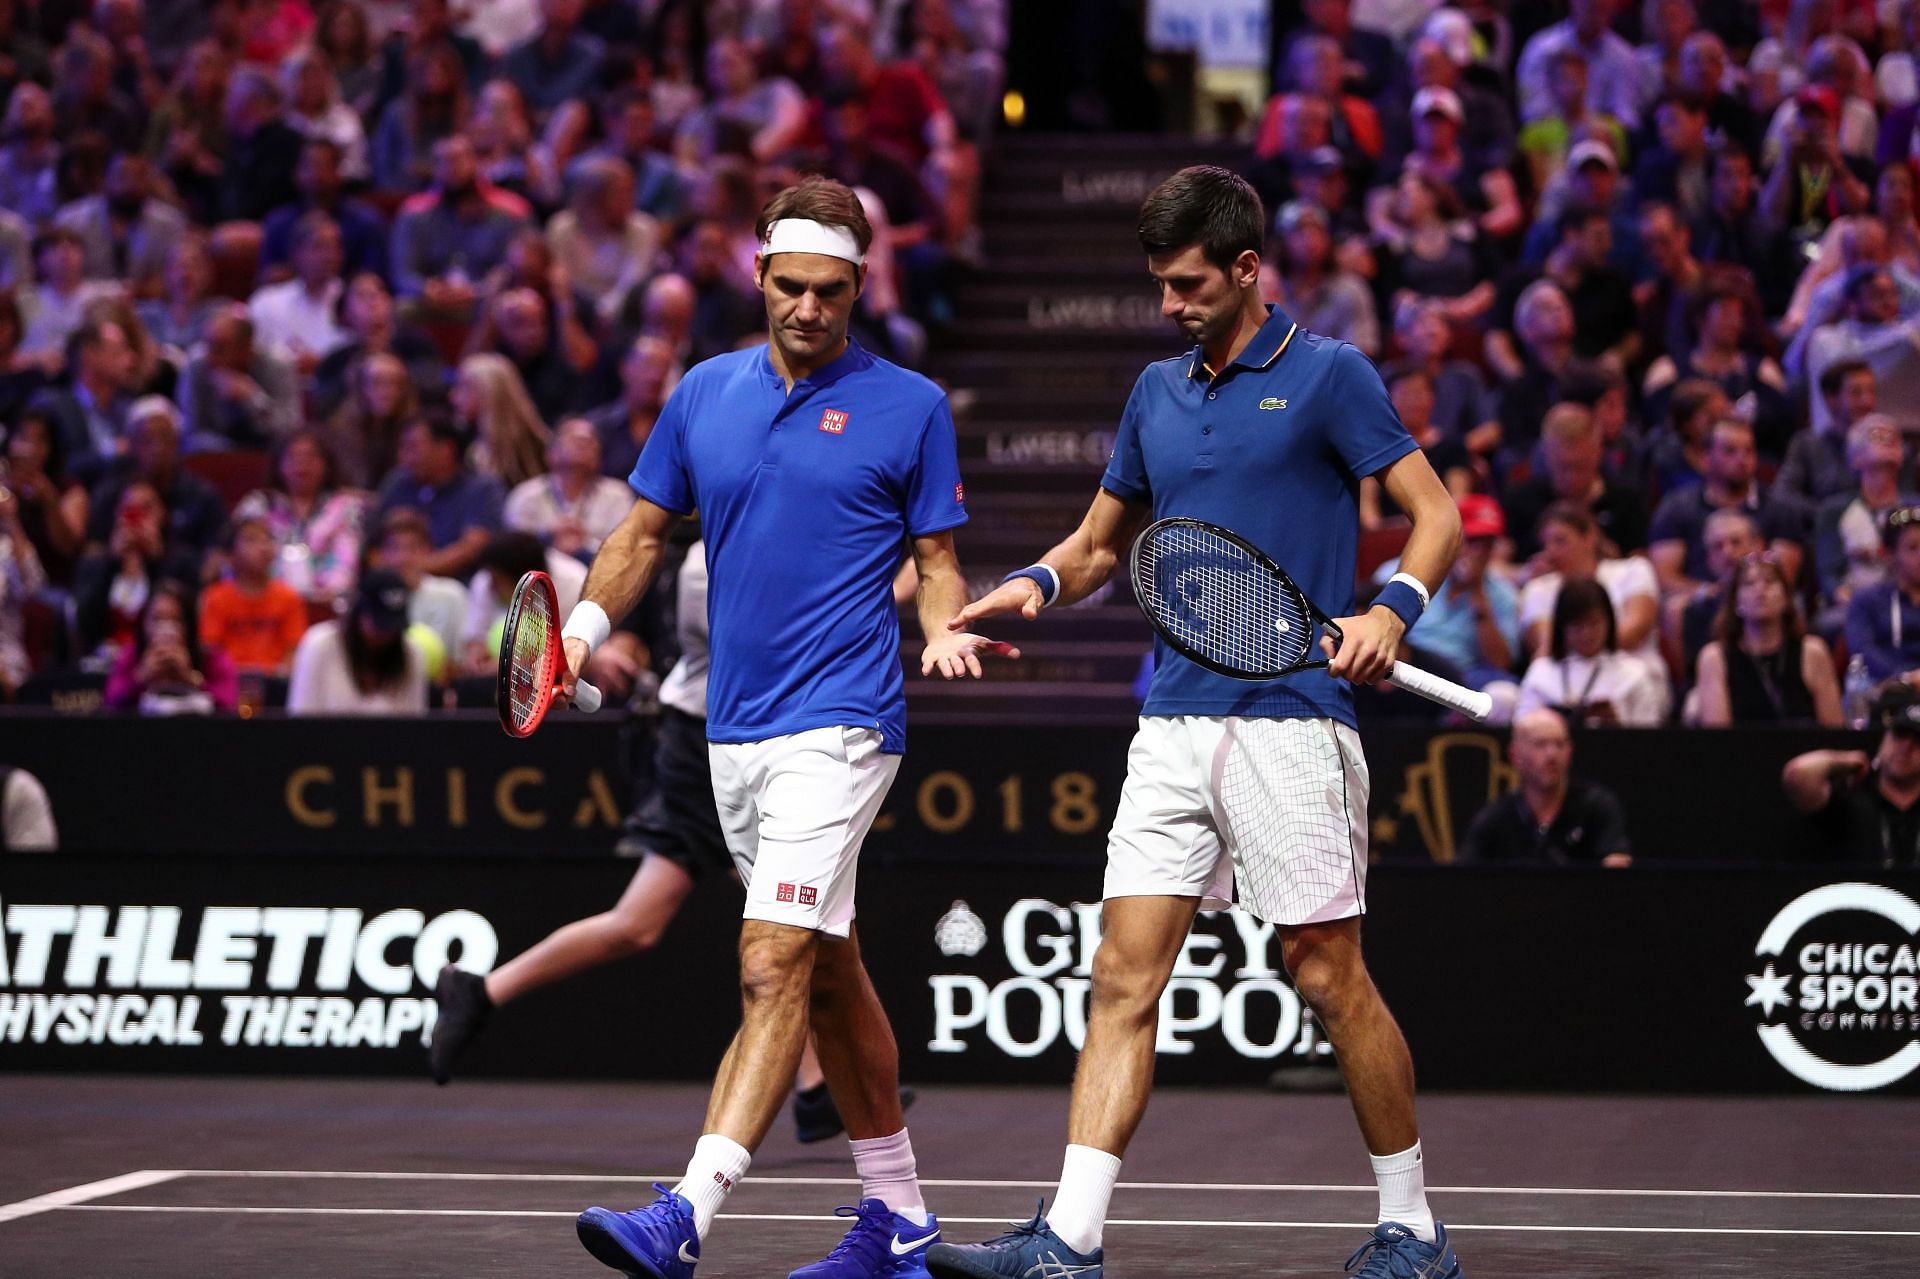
[1387, 571, 1431, 609]
[1001, 564, 1060, 608]
[560, 600, 612, 657]
[1373, 580, 1425, 631]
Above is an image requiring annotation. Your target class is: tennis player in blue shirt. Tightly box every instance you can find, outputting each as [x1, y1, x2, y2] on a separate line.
[926, 168, 1469, 1279]
[554, 176, 1012, 1279]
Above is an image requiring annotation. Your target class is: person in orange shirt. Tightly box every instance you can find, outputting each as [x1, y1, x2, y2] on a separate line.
[198, 515, 309, 675]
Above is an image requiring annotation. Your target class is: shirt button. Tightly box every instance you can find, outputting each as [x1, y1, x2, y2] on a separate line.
[1202, 425, 1212, 434]
[1207, 391, 1217, 400]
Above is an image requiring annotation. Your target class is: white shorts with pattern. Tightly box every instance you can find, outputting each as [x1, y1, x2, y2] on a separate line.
[708, 726, 900, 938]
[1104, 715, 1370, 926]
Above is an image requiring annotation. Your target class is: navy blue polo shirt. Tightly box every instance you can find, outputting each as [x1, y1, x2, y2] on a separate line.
[1103, 306, 1417, 727]
[632, 340, 966, 752]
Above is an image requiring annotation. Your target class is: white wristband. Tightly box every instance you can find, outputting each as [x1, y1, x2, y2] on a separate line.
[1387, 572, 1431, 609]
[560, 601, 612, 657]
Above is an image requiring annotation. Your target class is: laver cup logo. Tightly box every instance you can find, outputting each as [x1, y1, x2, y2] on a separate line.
[1746, 883, 1920, 1091]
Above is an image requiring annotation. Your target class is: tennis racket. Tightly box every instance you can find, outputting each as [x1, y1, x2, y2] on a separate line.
[1128, 517, 1493, 721]
[498, 570, 603, 737]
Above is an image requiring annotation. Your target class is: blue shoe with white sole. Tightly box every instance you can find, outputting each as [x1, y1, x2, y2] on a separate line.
[1344, 1221, 1465, 1278]
[789, 1198, 942, 1278]
[576, 1184, 700, 1278]
[924, 1204, 1101, 1279]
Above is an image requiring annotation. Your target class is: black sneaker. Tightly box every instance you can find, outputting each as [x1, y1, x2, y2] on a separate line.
[792, 1085, 919, 1144]
[428, 965, 492, 1085]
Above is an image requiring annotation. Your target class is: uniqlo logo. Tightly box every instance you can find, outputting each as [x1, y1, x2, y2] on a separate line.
[819, 408, 848, 434]
[954, 483, 965, 503]
[798, 886, 818, 906]
[776, 882, 796, 903]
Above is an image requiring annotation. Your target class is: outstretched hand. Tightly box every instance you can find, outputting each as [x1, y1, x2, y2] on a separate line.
[947, 579, 1047, 631]
[922, 631, 1020, 679]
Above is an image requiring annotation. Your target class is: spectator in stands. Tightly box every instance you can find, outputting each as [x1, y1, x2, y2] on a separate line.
[311, 272, 446, 426]
[1761, 86, 1873, 257]
[504, 417, 629, 561]
[323, 350, 415, 491]
[314, 0, 382, 119]
[1882, 1, 1920, 110]
[136, 231, 220, 357]
[1265, 200, 1377, 356]
[822, 88, 942, 263]
[500, 0, 604, 124]
[675, 220, 765, 363]
[1378, 495, 1522, 722]
[0, 471, 47, 698]
[260, 139, 390, 283]
[1633, 202, 1706, 372]
[197, 512, 309, 676]
[52, 28, 140, 151]
[676, 33, 808, 164]
[4, 408, 84, 587]
[370, 40, 471, 194]
[1634, 95, 1714, 225]
[0, 762, 57, 849]
[93, 294, 173, 403]
[1485, 279, 1576, 466]
[1645, 376, 1728, 496]
[1748, 0, 1835, 111]
[468, 80, 556, 208]
[452, 352, 550, 489]
[235, 430, 365, 606]
[1762, 36, 1879, 168]
[1845, 506, 1920, 681]
[1509, 404, 1650, 559]
[246, 212, 349, 374]
[286, 566, 430, 713]
[1279, 0, 1398, 102]
[1519, 501, 1661, 659]
[0, 82, 61, 229]
[1369, 171, 1496, 327]
[546, 155, 661, 325]
[54, 152, 184, 300]
[1389, 298, 1487, 445]
[1783, 219, 1920, 372]
[576, 87, 690, 225]
[1517, 0, 1642, 129]
[1402, 84, 1523, 240]
[1282, 35, 1386, 168]
[88, 396, 226, 561]
[1648, 279, 1796, 458]
[20, 227, 122, 362]
[72, 478, 189, 653]
[105, 578, 238, 713]
[214, 66, 304, 223]
[1458, 707, 1633, 864]
[471, 284, 594, 426]
[1666, 507, 1765, 680]
[1563, 358, 1645, 482]
[1803, 267, 1920, 432]
[145, 39, 231, 224]
[819, 19, 970, 235]
[587, 332, 675, 480]
[1526, 121, 1633, 245]
[178, 305, 300, 450]
[1783, 684, 1920, 865]
[1695, 552, 1843, 724]
[1693, 145, 1792, 313]
[375, 505, 468, 665]
[0, 292, 43, 427]
[1502, 202, 1640, 374]
[373, 414, 505, 578]
[28, 316, 134, 487]
[1812, 415, 1914, 621]
[1517, 49, 1627, 197]
[1360, 364, 1474, 530]
[391, 134, 531, 309]
[1677, 32, 1759, 156]
[283, 48, 370, 184]
[1648, 416, 1806, 595]
[460, 528, 584, 674]
[1517, 576, 1671, 725]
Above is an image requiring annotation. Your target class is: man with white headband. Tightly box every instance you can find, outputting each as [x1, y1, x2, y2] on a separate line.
[565, 175, 1011, 1279]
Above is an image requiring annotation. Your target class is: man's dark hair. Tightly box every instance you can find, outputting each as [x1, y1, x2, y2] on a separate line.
[1559, 358, 1624, 406]
[1818, 358, 1871, 400]
[380, 506, 433, 545]
[1668, 376, 1724, 429]
[1556, 205, 1607, 241]
[479, 530, 547, 582]
[1549, 576, 1617, 661]
[1137, 165, 1265, 270]
[63, 317, 117, 374]
[1537, 500, 1598, 541]
[754, 175, 874, 255]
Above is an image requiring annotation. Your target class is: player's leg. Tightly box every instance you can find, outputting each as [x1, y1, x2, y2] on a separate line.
[1280, 919, 1418, 1157]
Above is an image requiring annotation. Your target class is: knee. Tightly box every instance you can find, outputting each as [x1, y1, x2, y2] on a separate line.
[1288, 953, 1370, 1026]
[739, 933, 813, 1008]
[1089, 941, 1165, 1021]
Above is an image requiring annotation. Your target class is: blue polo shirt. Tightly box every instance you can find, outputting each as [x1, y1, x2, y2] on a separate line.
[1103, 306, 1417, 726]
[632, 340, 966, 752]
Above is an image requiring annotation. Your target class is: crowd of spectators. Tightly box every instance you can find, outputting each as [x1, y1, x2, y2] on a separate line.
[0, 0, 1000, 712]
[1261, 0, 1920, 729]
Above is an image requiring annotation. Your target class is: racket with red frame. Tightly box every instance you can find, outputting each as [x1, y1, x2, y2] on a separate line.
[498, 570, 603, 737]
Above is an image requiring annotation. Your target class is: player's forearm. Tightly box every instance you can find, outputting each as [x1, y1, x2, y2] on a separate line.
[914, 558, 968, 641]
[1390, 498, 1462, 602]
[1038, 490, 1148, 608]
[580, 502, 676, 626]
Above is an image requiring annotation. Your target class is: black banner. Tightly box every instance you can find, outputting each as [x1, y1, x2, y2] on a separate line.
[3, 855, 1916, 1094]
[0, 713, 1868, 862]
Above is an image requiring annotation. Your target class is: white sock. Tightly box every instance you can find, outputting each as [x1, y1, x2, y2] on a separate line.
[673, 1133, 752, 1239]
[1370, 1141, 1436, 1243]
[1047, 1144, 1121, 1255]
[849, 1128, 928, 1225]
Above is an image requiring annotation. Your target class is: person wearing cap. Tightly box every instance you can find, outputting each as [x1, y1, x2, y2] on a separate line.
[83, 395, 227, 565]
[1760, 36, 1881, 169]
[1845, 506, 1920, 683]
[1759, 83, 1873, 252]
[1782, 685, 1920, 865]
[285, 566, 430, 714]
[1517, 48, 1629, 200]
[1397, 35, 1516, 180]
[1264, 198, 1379, 355]
[1515, 0, 1643, 131]
[1518, 138, 1631, 267]
[1405, 84, 1523, 240]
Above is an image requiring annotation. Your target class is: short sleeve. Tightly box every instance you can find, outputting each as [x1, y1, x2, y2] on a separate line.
[1325, 344, 1417, 479]
[1646, 491, 1691, 545]
[631, 376, 697, 515]
[1517, 575, 1556, 633]
[1100, 377, 1152, 502]
[904, 398, 968, 536]
[1613, 556, 1659, 602]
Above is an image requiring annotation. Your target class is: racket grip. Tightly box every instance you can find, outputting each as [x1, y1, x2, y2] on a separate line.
[572, 679, 603, 714]
[1387, 661, 1494, 722]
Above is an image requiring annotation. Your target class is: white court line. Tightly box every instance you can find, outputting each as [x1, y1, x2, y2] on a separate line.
[45, 1204, 1920, 1238]
[160, 1170, 1920, 1201]
[0, 1170, 183, 1226]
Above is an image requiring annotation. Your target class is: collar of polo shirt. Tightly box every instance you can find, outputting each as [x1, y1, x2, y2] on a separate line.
[1188, 306, 1299, 381]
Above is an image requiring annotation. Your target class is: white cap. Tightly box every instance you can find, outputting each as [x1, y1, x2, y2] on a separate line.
[1567, 139, 1618, 172]
[1412, 86, 1464, 123]
[128, 395, 181, 428]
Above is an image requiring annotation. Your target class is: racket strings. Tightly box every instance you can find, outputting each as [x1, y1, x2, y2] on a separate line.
[1138, 524, 1315, 675]
[508, 591, 556, 730]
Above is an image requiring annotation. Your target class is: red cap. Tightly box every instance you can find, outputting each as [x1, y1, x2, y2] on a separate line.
[1458, 494, 1505, 539]
[1796, 85, 1840, 118]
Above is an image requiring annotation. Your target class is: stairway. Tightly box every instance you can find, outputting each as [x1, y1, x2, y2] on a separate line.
[906, 133, 1251, 725]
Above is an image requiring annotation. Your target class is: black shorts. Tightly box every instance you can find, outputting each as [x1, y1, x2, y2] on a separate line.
[626, 707, 733, 881]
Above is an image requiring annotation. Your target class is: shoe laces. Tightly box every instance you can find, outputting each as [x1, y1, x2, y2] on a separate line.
[1344, 1229, 1431, 1278]
[977, 1202, 1051, 1253]
[820, 1201, 895, 1264]
[641, 1183, 695, 1237]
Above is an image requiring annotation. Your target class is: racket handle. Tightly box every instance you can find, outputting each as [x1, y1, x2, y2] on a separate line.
[1387, 661, 1494, 722]
[572, 679, 603, 714]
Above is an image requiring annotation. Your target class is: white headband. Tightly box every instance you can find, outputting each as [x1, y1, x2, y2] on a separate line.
[761, 218, 865, 265]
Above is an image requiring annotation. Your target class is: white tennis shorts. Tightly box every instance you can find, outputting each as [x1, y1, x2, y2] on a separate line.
[1105, 715, 1370, 926]
[708, 726, 900, 938]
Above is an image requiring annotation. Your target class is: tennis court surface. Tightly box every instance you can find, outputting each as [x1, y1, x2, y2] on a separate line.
[3, 1075, 1916, 1276]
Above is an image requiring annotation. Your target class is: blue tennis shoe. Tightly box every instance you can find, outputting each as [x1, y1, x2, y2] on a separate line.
[924, 1204, 1101, 1279]
[789, 1198, 942, 1278]
[577, 1185, 700, 1278]
[1345, 1221, 1465, 1278]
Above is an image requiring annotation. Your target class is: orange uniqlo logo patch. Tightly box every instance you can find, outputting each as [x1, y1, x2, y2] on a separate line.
[819, 409, 848, 434]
